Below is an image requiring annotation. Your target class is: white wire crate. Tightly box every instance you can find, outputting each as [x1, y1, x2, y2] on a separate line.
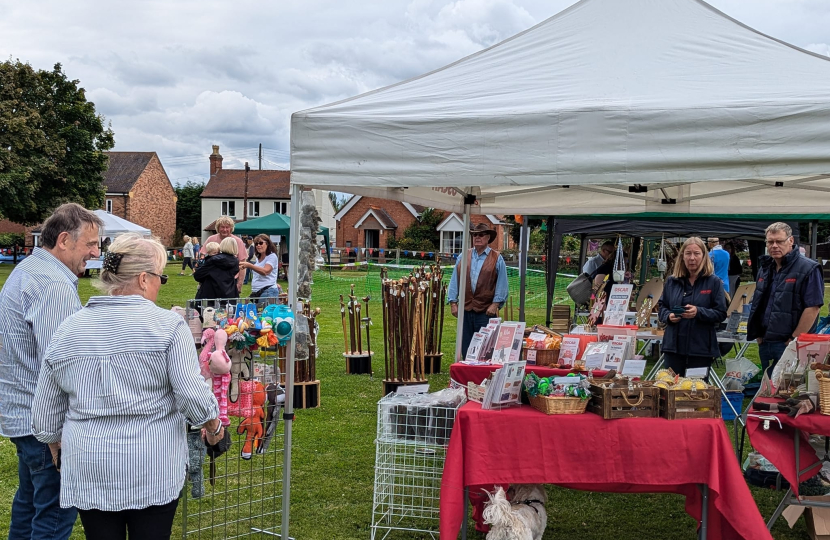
[371, 391, 465, 540]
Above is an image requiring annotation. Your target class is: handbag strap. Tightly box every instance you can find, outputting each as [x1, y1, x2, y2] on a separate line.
[614, 238, 625, 273]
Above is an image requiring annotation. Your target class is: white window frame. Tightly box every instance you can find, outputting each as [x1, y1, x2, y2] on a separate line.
[105, 199, 113, 214]
[441, 230, 464, 254]
[248, 201, 259, 217]
[221, 200, 236, 218]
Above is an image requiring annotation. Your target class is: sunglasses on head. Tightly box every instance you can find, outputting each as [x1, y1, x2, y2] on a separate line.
[147, 272, 168, 285]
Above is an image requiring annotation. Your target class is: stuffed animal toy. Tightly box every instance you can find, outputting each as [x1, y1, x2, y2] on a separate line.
[210, 328, 232, 426]
[483, 484, 548, 540]
[227, 348, 250, 403]
[186, 429, 206, 498]
[198, 328, 216, 381]
[237, 381, 266, 459]
[228, 379, 256, 418]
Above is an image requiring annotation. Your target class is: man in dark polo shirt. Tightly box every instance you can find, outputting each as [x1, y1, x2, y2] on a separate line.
[747, 222, 824, 376]
[448, 223, 509, 357]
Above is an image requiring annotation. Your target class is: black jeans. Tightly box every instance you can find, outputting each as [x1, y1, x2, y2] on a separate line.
[77, 499, 179, 540]
[663, 352, 714, 379]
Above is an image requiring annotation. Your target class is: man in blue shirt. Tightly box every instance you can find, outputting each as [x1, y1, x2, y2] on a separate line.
[0, 203, 103, 540]
[707, 237, 730, 294]
[448, 223, 508, 358]
[747, 223, 824, 375]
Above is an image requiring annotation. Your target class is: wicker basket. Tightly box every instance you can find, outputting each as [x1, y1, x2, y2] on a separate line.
[522, 347, 560, 366]
[529, 395, 589, 415]
[816, 371, 830, 415]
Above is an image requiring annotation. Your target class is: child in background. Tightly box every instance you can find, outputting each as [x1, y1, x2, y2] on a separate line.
[194, 239, 239, 300]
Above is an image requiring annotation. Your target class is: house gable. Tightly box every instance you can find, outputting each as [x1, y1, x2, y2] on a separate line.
[103, 152, 155, 193]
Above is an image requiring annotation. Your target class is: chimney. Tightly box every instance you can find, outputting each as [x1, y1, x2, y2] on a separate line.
[210, 145, 223, 178]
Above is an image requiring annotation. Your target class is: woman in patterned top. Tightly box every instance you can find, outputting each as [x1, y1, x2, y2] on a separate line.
[32, 233, 223, 540]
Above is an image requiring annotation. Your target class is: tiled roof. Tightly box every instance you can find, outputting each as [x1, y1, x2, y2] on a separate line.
[369, 206, 398, 229]
[103, 152, 156, 193]
[201, 170, 291, 199]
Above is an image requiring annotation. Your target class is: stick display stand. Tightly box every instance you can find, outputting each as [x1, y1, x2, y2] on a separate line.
[180, 297, 284, 539]
[345, 352, 374, 375]
[371, 393, 464, 539]
[423, 353, 442, 375]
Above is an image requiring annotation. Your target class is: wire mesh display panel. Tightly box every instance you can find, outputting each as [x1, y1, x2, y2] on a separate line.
[371, 393, 465, 540]
[177, 297, 285, 539]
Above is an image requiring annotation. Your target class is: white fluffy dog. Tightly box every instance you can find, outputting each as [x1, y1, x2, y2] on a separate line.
[482, 484, 548, 540]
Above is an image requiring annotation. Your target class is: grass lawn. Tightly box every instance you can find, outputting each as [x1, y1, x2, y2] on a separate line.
[0, 262, 820, 539]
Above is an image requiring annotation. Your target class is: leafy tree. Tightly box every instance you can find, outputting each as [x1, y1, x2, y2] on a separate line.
[0, 60, 114, 224]
[175, 180, 204, 240]
[387, 208, 444, 251]
[328, 191, 349, 212]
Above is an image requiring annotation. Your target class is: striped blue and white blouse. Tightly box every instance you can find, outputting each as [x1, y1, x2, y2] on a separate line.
[0, 247, 82, 438]
[32, 295, 219, 511]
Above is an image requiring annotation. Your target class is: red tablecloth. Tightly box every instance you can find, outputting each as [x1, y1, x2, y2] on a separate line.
[449, 362, 609, 387]
[745, 397, 830, 496]
[440, 402, 771, 540]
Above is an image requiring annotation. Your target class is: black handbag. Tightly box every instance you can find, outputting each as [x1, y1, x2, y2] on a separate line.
[567, 273, 593, 305]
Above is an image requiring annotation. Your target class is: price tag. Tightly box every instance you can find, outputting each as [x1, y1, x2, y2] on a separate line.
[526, 349, 537, 364]
[395, 383, 430, 395]
[686, 367, 709, 379]
[584, 353, 604, 369]
[527, 332, 546, 342]
[554, 377, 580, 386]
[621, 360, 646, 377]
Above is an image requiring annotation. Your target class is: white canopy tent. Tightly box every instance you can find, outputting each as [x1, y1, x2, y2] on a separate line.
[92, 210, 151, 238]
[291, 0, 830, 219]
[282, 3, 830, 535]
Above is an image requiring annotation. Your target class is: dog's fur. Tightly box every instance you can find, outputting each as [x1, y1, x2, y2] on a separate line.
[483, 484, 547, 540]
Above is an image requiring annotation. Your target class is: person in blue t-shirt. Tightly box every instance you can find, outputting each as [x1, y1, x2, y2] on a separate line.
[707, 237, 730, 294]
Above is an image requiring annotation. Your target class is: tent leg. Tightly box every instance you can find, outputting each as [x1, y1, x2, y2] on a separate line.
[547, 219, 562, 327]
[578, 234, 587, 272]
[811, 220, 818, 260]
[518, 216, 529, 322]
[454, 197, 473, 362]
[545, 217, 555, 327]
[281, 183, 301, 540]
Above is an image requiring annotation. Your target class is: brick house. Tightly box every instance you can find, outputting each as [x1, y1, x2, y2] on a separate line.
[0, 151, 177, 247]
[102, 152, 177, 245]
[200, 146, 291, 234]
[334, 195, 509, 253]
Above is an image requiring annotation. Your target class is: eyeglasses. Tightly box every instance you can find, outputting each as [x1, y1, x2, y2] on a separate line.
[256, 241, 266, 246]
[471, 232, 488, 238]
[765, 236, 792, 247]
[147, 272, 168, 285]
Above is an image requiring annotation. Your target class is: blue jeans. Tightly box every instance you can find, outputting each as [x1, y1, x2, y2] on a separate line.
[759, 340, 788, 377]
[461, 310, 493, 359]
[9, 435, 77, 540]
[243, 268, 252, 284]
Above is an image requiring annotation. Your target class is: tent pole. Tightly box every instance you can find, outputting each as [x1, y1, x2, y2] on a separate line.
[546, 218, 562, 327]
[518, 216, 529, 322]
[282, 183, 301, 540]
[578, 234, 588, 272]
[454, 195, 473, 362]
[811, 220, 819, 260]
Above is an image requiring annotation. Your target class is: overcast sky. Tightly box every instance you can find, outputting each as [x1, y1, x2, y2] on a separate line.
[2, 0, 829, 185]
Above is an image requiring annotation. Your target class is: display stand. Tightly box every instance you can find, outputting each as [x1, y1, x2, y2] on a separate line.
[344, 352, 373, 375]
[293, 380, 321, 409]
[181, 296, 284, 538]
[423, 353, 443, 375]
[383, 379, 428, 396]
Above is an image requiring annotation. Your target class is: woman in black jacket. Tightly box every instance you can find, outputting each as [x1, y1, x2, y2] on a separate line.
[657, 237, 728, 377]
[194, 238, 240, 300]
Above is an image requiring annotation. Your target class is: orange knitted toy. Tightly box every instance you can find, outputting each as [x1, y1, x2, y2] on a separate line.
[237, 381, 266, 459]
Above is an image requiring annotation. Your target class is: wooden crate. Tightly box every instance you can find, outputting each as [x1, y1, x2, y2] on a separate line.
[522, 347, 560, 366]
[587, 382, 660, 419]
[550, 305, 571, 333]
[659, 387, 722, 420]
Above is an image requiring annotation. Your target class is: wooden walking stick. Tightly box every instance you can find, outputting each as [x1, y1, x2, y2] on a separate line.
[362, 295, 372, 356]
[355, 296, 362, 354]
[347, 287, 357, 354]
[339, 295, 349, 354]
[381, 282, 390, 379]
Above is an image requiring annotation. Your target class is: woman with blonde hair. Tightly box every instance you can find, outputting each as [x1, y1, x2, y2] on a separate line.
[657, 237, 728, 377]
[31, 233, 222, 540]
